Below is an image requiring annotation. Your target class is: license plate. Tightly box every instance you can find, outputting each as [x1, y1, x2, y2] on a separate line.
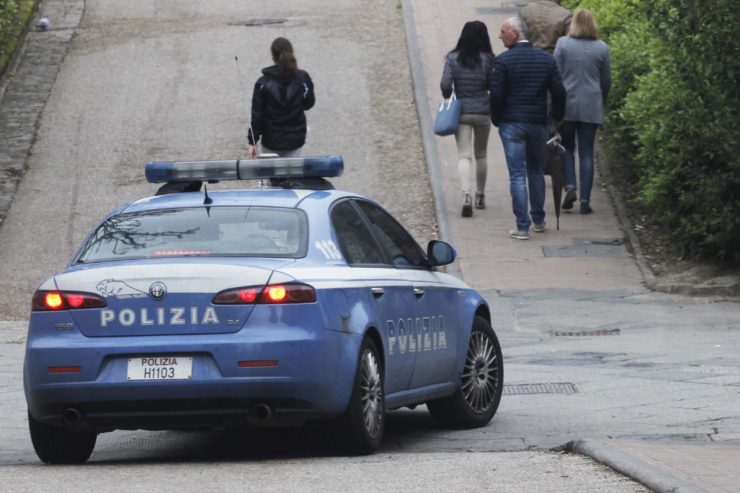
[127, 356, 192, 381]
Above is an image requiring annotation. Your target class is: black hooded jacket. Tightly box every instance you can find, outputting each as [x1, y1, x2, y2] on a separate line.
[248, 65, 315, 151]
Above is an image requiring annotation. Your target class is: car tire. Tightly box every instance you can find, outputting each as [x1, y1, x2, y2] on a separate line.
[28, 410, 97, 464]
[427, 316, 503, 429]
[332, 337, 385, 455]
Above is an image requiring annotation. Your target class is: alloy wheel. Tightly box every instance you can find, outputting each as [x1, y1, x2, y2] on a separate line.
[359, 349, 383, 437]
[461, 331, 500, 413]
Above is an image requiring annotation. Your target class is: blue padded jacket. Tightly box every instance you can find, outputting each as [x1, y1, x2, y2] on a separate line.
[440, 51, 496, 115]
[489, 42, 565, 126]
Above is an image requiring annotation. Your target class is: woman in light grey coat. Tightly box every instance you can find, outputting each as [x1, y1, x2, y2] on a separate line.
[554, 10, 611, 214]
[441, 21, 496, 217]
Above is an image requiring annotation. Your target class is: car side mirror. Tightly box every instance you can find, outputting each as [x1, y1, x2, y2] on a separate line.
[427, 240, 456, 266]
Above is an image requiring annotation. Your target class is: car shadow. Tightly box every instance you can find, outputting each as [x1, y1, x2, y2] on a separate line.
[89, 408, 441, 464]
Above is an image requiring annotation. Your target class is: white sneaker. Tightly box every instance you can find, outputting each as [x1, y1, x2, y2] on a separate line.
[509, 229, 529, 240]
[533, 222, 546, 233]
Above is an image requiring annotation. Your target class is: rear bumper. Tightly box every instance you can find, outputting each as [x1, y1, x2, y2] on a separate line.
[24, 326, 361, 431]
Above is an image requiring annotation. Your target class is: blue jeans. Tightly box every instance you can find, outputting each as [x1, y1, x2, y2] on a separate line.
[498, 122, 547, 231]
[561, 121, 597, 204]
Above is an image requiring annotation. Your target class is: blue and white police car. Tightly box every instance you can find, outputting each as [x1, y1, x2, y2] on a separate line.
[24, 156, 503, 463]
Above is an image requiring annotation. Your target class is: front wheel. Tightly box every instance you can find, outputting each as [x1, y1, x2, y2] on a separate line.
[427, 316, 503, 428]
[332, 337, 385, 455]
[28, 411, 97, 464]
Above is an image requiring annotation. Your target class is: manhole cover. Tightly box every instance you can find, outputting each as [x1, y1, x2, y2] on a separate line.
[550, 328, 621, 336]
[503, 382, 577, 395]
[231, 18, 288, 27]
[542, 237, 629, 258]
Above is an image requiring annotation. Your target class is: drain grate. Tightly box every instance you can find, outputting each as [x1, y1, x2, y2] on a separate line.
[503, 382, 577, 395]
[550, 328, 621, 337]
[231, 19, 287, 27]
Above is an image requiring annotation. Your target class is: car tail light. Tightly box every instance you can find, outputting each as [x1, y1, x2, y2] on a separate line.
[47, 366, 81, 373]
[32, 291, 107, 311]
[238, 360, 278, 368]
[213, 283, 316, 305]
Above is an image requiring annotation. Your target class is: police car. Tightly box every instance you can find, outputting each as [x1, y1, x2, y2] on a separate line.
[24, 156, 503, 463]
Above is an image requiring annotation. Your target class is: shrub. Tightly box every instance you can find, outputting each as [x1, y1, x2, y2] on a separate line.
[0, 1, 20, 54]
[565, 0, 740, 261]
[0, 0, 36, 75]
[624, 1, 740, 260]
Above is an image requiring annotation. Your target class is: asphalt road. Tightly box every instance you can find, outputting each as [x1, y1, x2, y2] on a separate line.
[2, 0, 739, 492]
[0, 0, 435, 321]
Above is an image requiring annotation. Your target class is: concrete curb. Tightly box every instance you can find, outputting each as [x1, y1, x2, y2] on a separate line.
[595, 145, 657, 292]
[598, 142, 740, 298]
[565, 439, 706, 493]
[400, 0, 461, 280]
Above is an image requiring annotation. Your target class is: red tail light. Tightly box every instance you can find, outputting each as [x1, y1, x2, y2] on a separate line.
[238, 360, 278, 368]
[32, 291, 107, 311]
[48, 366, 81, 373]
[213, 283, 316, 305]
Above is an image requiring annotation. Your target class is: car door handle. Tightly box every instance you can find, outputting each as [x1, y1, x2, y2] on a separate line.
[371, 287, 385, 298]
[413, 287, 425, 298]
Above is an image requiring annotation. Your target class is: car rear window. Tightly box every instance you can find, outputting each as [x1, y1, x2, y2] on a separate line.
[76, 206, 306, 262]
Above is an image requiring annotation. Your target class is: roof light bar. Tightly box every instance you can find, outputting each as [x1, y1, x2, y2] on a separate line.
[145, 155, 344, 183]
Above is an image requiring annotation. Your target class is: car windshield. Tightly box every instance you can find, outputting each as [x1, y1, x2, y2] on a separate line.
[76, 206, 306, 262]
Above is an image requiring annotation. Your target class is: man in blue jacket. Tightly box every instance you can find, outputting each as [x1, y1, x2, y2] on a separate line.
[490, 17, 565, 240]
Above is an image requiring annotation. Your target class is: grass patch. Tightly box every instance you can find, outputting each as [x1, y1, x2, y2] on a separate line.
[0, 0, 39, 77]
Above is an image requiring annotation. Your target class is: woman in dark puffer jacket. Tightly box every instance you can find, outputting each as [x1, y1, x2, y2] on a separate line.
[248, 37, 315, 158]
[440, 21, 496, 217]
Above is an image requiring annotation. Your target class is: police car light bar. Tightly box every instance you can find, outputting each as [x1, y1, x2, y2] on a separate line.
[145, 155, 344, 183]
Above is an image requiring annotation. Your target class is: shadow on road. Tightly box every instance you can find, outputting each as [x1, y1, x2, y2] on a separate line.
[84, 408, 440, 464]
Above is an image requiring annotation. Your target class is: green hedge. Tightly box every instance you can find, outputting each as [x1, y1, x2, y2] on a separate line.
[563, 0, 740, 262]
[0, 0, 37, 75]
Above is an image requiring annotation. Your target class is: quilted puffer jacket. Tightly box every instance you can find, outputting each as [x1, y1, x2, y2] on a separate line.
[440, 51, 495, 115]
[489, 42, 565, 126]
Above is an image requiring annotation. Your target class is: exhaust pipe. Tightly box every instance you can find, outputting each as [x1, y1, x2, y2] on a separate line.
[251, 403, 273, 420]
[64, 408, 82, 424]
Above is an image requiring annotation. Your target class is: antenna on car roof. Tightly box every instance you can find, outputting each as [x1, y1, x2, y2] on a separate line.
[203, 184, 213, 205]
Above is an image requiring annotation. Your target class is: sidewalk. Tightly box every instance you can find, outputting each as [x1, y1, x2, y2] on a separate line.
[403, 0, 642, 293]
[401, 1, 740, 492]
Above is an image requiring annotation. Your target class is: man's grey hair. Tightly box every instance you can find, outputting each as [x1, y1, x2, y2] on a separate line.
[507, 16, 529, 38]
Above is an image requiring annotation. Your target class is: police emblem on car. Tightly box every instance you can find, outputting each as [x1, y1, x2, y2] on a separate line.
[149, 282, 167, 300]
[23, 155, 504, 464]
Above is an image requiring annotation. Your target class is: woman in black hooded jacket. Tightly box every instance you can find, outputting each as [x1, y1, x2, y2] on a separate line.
[247, 37, 315, 158]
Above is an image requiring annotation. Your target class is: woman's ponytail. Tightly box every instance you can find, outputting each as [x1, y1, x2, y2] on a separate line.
[271, 37, 298, 74]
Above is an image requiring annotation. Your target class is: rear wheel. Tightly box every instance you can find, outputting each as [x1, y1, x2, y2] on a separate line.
[428, 316, 503, 428]
[333, 337, 385, 455]
[28, 411, 97, 464]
